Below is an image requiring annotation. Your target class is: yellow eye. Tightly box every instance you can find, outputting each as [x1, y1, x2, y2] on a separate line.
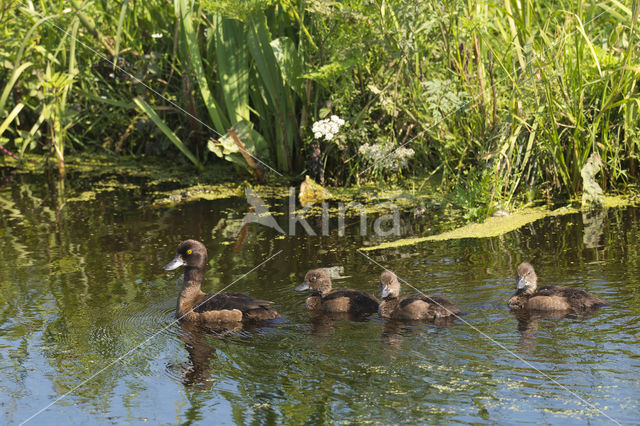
[187, 249, 192, 255]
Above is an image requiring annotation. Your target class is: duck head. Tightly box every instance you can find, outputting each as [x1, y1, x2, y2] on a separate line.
[296, 269, 332, 296]
[163, 240, 208, 271]
[379, 270, 401, 299]
[515, 262, 538, 293]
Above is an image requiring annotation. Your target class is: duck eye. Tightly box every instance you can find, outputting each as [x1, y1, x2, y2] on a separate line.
[186, 249, 192, 255]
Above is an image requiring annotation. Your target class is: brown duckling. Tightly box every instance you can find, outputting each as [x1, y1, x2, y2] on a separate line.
[378, 270, 460, 321]
[508, 262, 607, 312]
[163, 240, 279, 323]
[295, 269, 379, 314]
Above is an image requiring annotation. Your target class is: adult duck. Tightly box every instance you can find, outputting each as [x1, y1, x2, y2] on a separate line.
[163, 240, 279, 323]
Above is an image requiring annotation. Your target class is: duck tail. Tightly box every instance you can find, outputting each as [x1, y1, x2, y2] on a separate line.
[244, 307, 280, 321]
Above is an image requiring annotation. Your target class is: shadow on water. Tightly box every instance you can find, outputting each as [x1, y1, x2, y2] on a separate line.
[1, 170, 640, 424]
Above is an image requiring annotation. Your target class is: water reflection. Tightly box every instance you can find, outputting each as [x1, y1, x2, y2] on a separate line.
[174, 322, 218, 388]
[1, 171, 640, 424]
[306, 311, 372, 337]
[582, 207, 606, 248]
[511, 310, 570, 351]
[511, 308, 609, 352]
[381, 318, 458, 355]
[173, 321, 242, 388]
[0, 169, 16, 190]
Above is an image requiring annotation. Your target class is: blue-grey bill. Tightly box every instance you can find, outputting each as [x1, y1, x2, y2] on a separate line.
[515, 277, 527, 290]
[163, 255, 184, 271]
[295, 281, 309, 291]
[380, 285, 391, 299]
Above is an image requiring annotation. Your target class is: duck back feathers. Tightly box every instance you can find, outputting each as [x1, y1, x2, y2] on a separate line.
[378, 271, 460, 321]
[380, 294, 460, 321]
[509, 263, 607, 312]
[522, 285, 607, 311]
[296, 269, 379, 314]
[320, 289, 379, 314]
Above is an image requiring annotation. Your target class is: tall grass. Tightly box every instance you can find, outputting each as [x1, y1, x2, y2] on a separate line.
[0, 5, 80, 175]
[338, 0, 640, 207]
[486, 0, 640, 203]
[0, 0, 638, 209]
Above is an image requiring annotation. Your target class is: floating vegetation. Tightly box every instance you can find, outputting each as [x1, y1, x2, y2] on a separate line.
[361, 196, 636, 251]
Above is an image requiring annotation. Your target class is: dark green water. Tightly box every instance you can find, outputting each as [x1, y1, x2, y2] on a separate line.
[1, 171, 639, 425]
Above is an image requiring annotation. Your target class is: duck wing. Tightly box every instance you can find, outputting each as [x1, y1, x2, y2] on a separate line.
[219, 293, 280, 321]
[536, 286, 607, 310]
[194, 292, 274, 313]
[325, 289, 379, 313]
[535, 285, 567, 297]
[327, 289, 379, 302]
[403, 295, 461, 316]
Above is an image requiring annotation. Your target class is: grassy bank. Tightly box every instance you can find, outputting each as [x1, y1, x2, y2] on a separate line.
[0, 0, 638, 214]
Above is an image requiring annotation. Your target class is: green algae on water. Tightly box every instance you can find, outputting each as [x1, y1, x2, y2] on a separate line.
[361, 195, 636, 251]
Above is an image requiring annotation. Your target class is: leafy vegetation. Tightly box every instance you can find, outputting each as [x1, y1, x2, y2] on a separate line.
[0, 0, 638, 213]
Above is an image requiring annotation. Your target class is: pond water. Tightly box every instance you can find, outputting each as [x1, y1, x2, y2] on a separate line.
[1, 170, 639, 425]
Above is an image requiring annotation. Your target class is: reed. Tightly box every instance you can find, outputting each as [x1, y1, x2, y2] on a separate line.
[0, 0, 637, 209]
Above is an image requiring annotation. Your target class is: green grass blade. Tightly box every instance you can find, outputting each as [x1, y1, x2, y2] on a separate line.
[0, 103, 25, 138]
[133, 97, 203, 170]
[13, 12, 57, 69]
[114, 0, 131, 67]
[177, 0, 228, 131]
[20, 111, 46, 157]
[607, 0, 632, 16]
[80, 92, 133, 108]
[575, 16, 602, 77]
[214, 15, 250, 124]
[270, 37, 305, 97]
[0, 62, 31, 115]
[246, 13, 292, 171]
[69, 20, 79, 75]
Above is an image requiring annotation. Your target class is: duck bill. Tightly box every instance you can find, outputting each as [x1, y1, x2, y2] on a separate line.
[515, 276, 527, 290]
[163, 255, 185, 271]
[295, 281, 310, 291]
[380, 285, 391, 299]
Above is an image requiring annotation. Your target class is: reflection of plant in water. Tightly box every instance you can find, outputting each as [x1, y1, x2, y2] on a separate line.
[2, 175, 297, 413]
[0, 176, 176, 410]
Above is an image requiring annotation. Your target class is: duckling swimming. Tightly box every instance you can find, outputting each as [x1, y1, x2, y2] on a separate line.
[295, 269, 379, 314]
[378, 270, 460, 321]
[163, 240, 279, 323]
[508, 262, 607, 312]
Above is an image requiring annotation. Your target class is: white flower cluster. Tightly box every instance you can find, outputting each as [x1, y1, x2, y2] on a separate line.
[358, 143, 415, 171]
[312, 115, 345, 141]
